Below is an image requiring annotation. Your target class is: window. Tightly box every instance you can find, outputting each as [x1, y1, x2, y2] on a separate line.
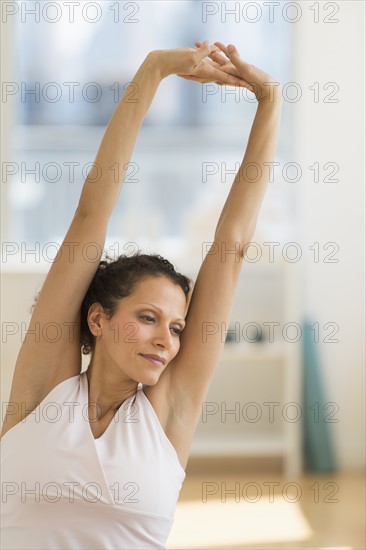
[3, 1, 293, 268]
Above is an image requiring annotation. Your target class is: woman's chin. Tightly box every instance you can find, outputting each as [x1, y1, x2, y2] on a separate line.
[138, 373, 161, 386]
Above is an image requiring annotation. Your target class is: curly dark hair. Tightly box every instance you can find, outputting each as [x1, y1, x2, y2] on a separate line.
[78, 251, 192, 355]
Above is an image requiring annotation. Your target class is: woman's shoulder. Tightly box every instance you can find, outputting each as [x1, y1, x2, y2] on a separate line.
[1, 373, 82, 441]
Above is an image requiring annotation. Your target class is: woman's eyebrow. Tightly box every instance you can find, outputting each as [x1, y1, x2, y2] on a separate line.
[137, 303, 186, 323]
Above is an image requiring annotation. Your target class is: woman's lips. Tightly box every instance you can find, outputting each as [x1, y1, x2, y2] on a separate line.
[140, 354, 165, 366]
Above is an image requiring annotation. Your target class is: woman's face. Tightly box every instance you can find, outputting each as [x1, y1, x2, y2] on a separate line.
[93, 276, 187, 385]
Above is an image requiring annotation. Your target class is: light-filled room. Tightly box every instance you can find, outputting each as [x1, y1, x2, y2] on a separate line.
[1, 1, 365, 549]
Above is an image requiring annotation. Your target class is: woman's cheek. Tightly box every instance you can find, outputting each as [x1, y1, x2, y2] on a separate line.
[125, 319, 144, 346]
[107, 318, 138, 346]
[172, 339, 181, 358]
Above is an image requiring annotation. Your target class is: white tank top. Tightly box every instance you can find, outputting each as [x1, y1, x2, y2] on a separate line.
[1, 372, 186, 549]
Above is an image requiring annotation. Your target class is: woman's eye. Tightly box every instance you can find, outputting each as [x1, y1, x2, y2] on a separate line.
[141, 315, 155, 322]
[141, 315, 181, 336]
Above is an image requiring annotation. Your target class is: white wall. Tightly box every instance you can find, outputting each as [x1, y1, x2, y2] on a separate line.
[293, 1, 365, 468]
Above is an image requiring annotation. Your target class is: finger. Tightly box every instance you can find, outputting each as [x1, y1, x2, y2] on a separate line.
[225, 43, 253, 75]
[209, 51, 228, 66]
[215, 42, 248, 71]
[194, 41, 215, 51]
[209, 65, 248, 88]
[196, 39, 219, 59]
[213, 41, 230, 57]
[226, 43, 241, 60]
[203, 58, 228, 71]
[179, 76, 224, 86]
[177, 74, 246, 87]
[205, 59, 245, 82]
[197, 45, 228, 66]
[213, 63, 243, 80]
[195, 41, 227, 67]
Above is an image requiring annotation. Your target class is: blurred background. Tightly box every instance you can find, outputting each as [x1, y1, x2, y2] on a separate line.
[1, 1, 365, 548]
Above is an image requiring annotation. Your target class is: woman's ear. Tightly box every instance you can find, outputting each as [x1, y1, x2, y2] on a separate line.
[87, 303, 104, 338]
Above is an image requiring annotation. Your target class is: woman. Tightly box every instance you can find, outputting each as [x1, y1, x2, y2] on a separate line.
[1, 41, 282, 549]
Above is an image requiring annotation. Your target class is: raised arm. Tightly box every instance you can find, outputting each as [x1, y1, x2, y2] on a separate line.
[1, 52, 166, 437]
[77, 54, 163, 218]
[20, 53, 164, 355]
[163, 44, 283, 465]
[1, 42, 246, 438]
[213, 46, 282, 241]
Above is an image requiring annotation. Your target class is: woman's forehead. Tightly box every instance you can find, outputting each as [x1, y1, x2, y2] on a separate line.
[125, 277, 187, 313]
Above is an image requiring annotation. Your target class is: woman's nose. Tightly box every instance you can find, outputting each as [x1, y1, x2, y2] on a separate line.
[153, 326, 172, 348]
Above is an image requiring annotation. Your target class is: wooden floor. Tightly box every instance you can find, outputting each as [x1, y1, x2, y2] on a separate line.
[167, 464, 365, 550]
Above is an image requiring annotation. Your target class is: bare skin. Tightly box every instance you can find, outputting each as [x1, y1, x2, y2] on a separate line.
[85, 276, 188, 432]
[1, 41, 282, 470]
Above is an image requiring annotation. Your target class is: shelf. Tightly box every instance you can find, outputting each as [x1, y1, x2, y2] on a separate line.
[221, 343, 286, 363]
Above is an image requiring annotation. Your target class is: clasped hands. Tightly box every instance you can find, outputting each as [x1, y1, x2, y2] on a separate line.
[151, 40, 281, 102]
